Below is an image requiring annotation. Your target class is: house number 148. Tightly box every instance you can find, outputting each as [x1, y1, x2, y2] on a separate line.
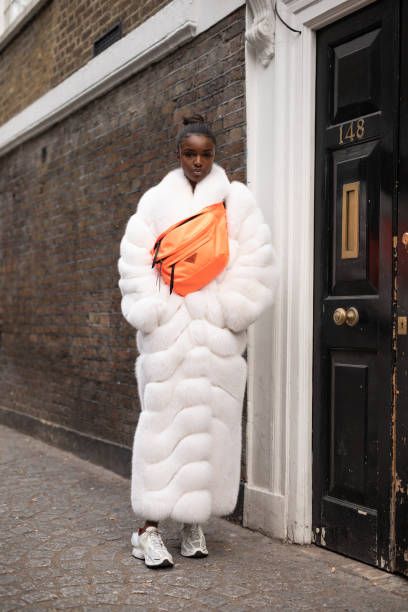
[339, 118, 365, 145]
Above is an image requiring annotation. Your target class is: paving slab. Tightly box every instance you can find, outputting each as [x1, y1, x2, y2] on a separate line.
[0, 424, 407, 611]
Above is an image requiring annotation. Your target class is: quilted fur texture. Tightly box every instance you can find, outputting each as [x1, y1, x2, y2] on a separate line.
[118, 163, 279, 523]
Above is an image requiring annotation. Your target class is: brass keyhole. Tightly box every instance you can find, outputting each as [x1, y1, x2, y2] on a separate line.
[333, 307, 360, 327]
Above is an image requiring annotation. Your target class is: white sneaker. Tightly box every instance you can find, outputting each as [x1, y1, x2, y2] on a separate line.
[131, 526, 174, 568]
[180, 523, 208, 558]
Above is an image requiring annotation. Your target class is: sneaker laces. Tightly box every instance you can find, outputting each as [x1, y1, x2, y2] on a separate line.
[188, 523, 202, 540]
[148, 529, 168, 556]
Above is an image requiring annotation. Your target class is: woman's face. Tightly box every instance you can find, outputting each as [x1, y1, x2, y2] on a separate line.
[178, 133, 215, 186]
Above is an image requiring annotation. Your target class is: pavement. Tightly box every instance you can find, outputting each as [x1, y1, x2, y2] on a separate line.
[1, 424, 408, 611]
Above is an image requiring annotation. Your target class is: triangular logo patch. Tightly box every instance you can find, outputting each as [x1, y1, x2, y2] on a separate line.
[186, 253, 197, 264]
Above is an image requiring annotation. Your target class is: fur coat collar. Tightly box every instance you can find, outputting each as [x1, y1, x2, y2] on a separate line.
[148, 163, 232, 235]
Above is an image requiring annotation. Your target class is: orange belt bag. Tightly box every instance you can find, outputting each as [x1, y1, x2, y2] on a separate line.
[150, 201, 229, 297]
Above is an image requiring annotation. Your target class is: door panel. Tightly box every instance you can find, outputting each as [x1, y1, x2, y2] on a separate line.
[332, 28, 381, 123]
[332, 141, 380, 294]
[313, 0, 399, 570]
[329, 357, 369, 502]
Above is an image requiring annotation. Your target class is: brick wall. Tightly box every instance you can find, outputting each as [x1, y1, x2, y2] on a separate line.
[0, 8, 247, 453]
[0, 0, 173, 126]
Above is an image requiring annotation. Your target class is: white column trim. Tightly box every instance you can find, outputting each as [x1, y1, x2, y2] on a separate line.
[0, 0, 244, 157]
[244, 0, 376, 543]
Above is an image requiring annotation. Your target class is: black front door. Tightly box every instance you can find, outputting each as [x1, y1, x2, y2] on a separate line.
[395, 0, 408, 578]
[313, 0, 400, 570]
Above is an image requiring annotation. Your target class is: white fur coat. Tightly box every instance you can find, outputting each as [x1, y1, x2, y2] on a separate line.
[117, 163, 279, 523]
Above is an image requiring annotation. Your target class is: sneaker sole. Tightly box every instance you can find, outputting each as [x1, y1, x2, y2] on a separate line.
[181, 549, 208, 558]
[132, 547, 174, 569]
[146, 558, 173, 569]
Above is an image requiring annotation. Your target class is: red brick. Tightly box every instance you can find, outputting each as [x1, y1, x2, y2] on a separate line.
[0, 8, 247, 457]
[0, 0, 173, 125]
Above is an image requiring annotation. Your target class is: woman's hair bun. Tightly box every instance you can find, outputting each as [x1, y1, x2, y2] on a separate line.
[176, 112, 216, 147]
[182, 114, 206, 126]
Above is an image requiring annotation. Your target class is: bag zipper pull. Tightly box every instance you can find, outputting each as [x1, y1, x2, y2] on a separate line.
[152, 238, 162, 267]
[170, 263, 175, 294]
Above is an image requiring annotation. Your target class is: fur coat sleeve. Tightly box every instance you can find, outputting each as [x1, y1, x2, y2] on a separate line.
[117, 187, 172, 334]
[216, 181, 279, 332]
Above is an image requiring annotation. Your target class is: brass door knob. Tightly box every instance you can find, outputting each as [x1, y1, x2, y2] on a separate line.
[345, 306, 359, 327]
[333, 308, 347, 325]
[333, 306, 360, 326]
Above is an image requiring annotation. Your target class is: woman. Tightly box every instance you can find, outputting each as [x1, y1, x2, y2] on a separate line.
[117, 115, 279, 568]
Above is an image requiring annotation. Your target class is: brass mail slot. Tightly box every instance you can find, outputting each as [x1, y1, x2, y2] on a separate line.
[341, 181, 360, 259]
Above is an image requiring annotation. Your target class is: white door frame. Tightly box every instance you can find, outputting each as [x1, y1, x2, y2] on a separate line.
[244, 0, 377, 543]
